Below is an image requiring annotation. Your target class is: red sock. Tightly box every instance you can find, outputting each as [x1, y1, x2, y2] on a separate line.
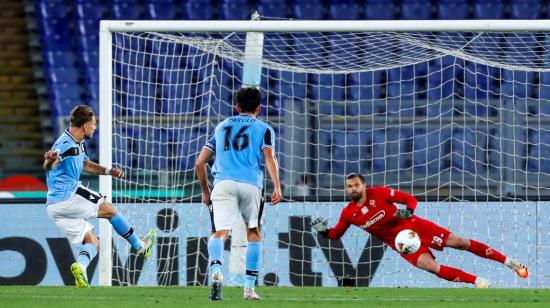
[467, 240, 507, 264]
[437, 265, 477, 284]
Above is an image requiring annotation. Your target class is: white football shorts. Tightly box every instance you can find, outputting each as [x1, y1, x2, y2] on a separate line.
[209, 180, 264, 232]
[46, 185, 105, 244]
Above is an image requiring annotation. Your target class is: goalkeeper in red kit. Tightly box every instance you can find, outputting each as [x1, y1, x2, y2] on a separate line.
[311, 173, 529, 287]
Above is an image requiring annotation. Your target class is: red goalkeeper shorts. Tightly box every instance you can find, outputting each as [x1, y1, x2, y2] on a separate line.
[398, 216, 451, 266]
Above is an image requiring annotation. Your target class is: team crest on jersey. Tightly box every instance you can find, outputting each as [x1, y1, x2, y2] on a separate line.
[369, 200, 376, 207]
[361, 207, 369, 215]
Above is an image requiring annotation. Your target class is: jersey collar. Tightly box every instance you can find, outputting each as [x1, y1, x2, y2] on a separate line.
[64, 129, 81, 144]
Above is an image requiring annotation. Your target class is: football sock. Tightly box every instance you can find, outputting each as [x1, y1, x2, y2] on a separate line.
[467, 240, 507, 264]
[245, 242, 261, 289]
[208, 237, 224, 275]
[110, 213, 141, 250]
[437, 265, 477, 284]
[76, 243, 97, 268]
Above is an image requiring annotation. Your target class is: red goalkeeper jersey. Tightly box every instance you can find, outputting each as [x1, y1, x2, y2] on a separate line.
[326, 186, 420, 249]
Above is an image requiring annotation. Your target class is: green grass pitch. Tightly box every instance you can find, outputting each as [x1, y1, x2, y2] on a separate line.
[1, 286, 549, 307]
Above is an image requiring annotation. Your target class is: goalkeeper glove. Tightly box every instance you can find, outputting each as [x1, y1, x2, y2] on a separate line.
[395, 208, 414, 219]
[311, 217, 328, 233]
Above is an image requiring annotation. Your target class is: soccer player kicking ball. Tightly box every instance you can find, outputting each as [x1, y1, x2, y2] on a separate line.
[43, 105, 156, 288]
[196, 87, 282, 301]
[311, 173, 528, 287]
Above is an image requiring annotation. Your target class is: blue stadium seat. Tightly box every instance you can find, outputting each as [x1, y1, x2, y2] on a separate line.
[110, 0, 143, 20]
[311, 74, 346, 104]
[257, 0, 288, 18]
[37, 0, 68, 19]
[293, 2, 325, 19]
[539, 72, 550, 101]
[39, 18, 73, 51]
[274, 71, 307, 99]
[220, 0, 252, 20]
[474, 0, 505, 19]
[427, 56, 457, 101]
[528, 130, 550, 173]
[147, 0, 178, 20]
[81, 50, 99, 70]
[84, 67, 99, 85]
[291, 33, 326, 67]
[413, 128, 450, 173]
[49, 83, 82, 115]
[329, 1, 360, 20]
[45, 51, 76, 67]
[463, 62, 499, 102]
[438, 0, 470, 19]
[183, 0, 214, 19]
[48, 67, 79, 84]
[86, 81, 99, 100]
[74, 0, 104, 20]
[371, 129, 386, 173]
[364, 0, 396, 20]
[451, 128, 487, 173]
[387, 66, 416, 100]
[510, 0, 541, 19]
[347, 71, 383, 110]
[400, 0, 433, 20]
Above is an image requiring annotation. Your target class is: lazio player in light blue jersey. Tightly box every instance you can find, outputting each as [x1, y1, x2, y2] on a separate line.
[43, 105, 155, 288]
[196, 87, 282, 301]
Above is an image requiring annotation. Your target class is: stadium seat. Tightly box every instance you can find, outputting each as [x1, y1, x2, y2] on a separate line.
[274, 71, 307, 99]
[220, 0, 252, 20]
[539, 72, 550, 101]
[37, 0, 68, 19]
[510, 0, 541, 19]
[474, 0, 505, 19]
[110, 0, 143, 20]
[81, 50, 99, 70]
[438, 0, 470, 19]
[49, 83, 82, 114]
[364, 0, 396, 20]
[463, 62, 499, 102]
[387, 66, 416, 101]
[400, 0, 433, 20]
[257, 0, 288, 19]
[183, 0, 214, 20]
[147, 0, 178, 20]
[427, 56, 458, 101]
[76, 19, 100, 50]
[39, 18, 73, 51]
[48, 67, 79, 84]
[44, 51, 76, 67]
[528, 130, 550, 173]
[451, 128, 487, 173]
[413, 128, 450, 173]
[293, 2, 325, 19]
[74, 0, 104, 20]
[371, 129, 386, 173]
[347, 71, 384, 107]
[329, 1, 361, 20]
[311, 74, 346, 104]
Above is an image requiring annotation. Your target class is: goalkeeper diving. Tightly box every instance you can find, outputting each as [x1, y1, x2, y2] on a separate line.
[311, 173, 528, 287]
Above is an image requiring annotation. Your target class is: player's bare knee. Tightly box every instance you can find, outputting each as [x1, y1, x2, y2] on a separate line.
[212, 230, 229, 241]
[99, 202, 117, 219]
[247, 227, 261, 242]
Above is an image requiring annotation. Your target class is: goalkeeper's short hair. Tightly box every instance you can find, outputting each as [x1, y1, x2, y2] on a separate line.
[346, 173, 366, 183]
[236, 87, 261, 113]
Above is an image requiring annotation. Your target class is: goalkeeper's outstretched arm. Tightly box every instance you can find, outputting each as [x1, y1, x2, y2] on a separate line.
[311, 213, 350, 240]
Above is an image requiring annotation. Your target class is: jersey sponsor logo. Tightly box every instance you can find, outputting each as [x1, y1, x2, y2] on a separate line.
[360, 210, 385, 229]
[431, 235, 443, 247]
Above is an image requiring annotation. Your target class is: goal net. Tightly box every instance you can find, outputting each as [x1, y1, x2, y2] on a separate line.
[99, 20, 549, 288]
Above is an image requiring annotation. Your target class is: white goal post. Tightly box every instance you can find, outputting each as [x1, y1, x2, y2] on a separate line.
[99, 20, 550, 287]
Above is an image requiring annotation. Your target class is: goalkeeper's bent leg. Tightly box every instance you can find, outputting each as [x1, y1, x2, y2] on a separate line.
[437, 265, 477, 284]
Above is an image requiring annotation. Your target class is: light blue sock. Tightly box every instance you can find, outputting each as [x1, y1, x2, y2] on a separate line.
[245, 242, 261, 289]
[76, 243, 97, 268]
[208, 237, 224, 275]
[110, 213, 141, 250]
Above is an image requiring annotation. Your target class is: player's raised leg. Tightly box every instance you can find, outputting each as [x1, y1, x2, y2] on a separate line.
[415, 251, 489, 288]
[98, 201, 156, 258]
[445, 233, 529, 278]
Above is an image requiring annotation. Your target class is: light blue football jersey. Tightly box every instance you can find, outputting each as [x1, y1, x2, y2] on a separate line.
[46, 129, 89, 205]
[204, 114, 275, 189]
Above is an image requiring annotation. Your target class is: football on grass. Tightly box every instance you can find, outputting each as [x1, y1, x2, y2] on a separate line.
[395, 229, 421, 255]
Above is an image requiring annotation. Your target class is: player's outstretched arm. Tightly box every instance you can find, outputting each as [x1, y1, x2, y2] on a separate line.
[195, 147, 214, 206]
[83, 160, 125, 178]
[311, 213, 350, 240]
[43, 150, 60, 171]
[262, 147, 282, 205]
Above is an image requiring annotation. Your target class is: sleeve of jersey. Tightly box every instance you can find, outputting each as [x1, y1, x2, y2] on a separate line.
[326, 211, 350, 240]
[261, 127, 275, 151]
[52, 141, 72, 162]
[385, 187, 418, 212]
[204, 131, 216, 153]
